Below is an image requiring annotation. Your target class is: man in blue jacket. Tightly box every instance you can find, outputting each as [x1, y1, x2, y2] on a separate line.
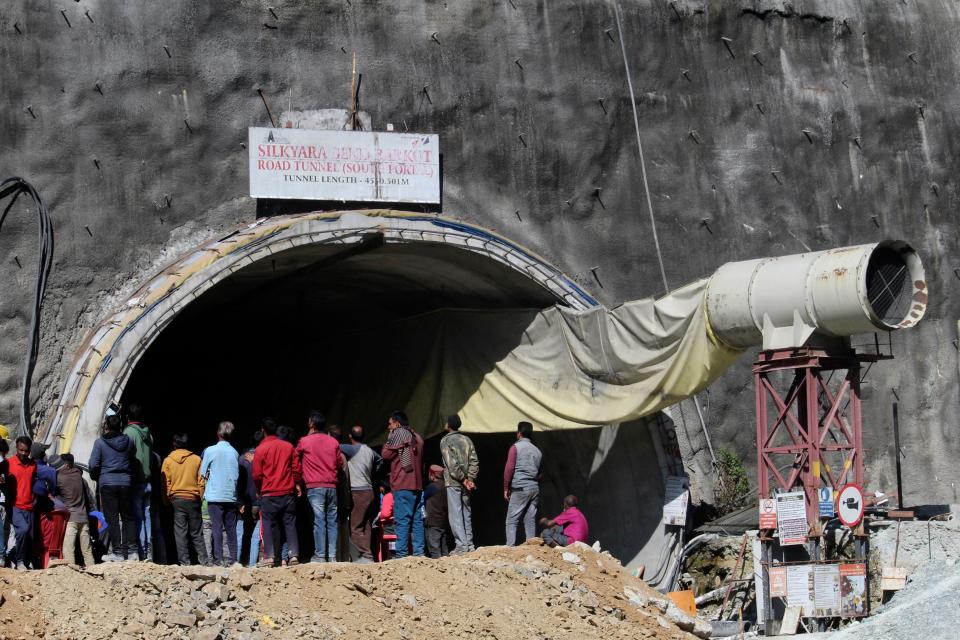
[200, 421, 240, 566]
[88, 415, 137, 561]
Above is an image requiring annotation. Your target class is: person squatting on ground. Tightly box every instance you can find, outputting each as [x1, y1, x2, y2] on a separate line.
[296, 411, 347, 563]
[340, 425, 380, 563]
[439, 415, 479, 554]
[7, 436, 37, 569]
[88, 415, 138, 561]
[504, 421, 543, 546]
[539, 495, 589, 547]
[381, 410, 425, 558]
[55, 453, 95, 567]
[253, 417, 302, 566]
[123, 403, 154, 561]
[201, 421, 241, 566]
[424, 465, 449, 558]
[161, 433, 210, 566]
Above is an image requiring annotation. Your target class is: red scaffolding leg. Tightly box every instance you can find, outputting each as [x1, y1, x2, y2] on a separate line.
[754, 348, 869, 531]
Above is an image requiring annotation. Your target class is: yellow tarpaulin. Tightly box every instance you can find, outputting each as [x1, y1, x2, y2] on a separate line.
[325, 278, 742, 438]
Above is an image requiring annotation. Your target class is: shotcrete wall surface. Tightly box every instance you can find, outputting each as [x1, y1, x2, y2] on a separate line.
[1, 0, 959, 525]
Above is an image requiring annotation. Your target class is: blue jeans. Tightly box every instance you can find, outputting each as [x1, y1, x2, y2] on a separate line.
[12, 507, 34, 567]
[307, 487, 338, 562]
[392, 489, 425, 558]
[130, 482, 151, 560]
[237, 507, 261, 567]
[207, 502, 239, 565]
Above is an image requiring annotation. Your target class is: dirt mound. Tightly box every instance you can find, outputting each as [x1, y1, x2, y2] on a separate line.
[0, 542, 708, 640]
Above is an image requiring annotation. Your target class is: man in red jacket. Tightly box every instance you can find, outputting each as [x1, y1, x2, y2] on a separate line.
[381, 410, 425, 558]
[8, 436, 37, 570]
[296, 411, 346, 563]
[252, 418, 302, 567]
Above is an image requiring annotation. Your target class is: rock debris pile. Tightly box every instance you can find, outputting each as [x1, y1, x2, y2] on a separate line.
[0, 542, 709, 640]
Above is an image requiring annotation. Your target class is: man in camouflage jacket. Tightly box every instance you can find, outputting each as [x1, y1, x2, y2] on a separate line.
[439, 415, 479, 554]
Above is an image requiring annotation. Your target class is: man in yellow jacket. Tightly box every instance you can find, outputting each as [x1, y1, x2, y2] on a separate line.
[161, 432, 210, 566]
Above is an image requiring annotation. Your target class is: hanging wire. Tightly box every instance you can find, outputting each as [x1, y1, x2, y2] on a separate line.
[613, 2, 669, 294]
[0, 177, 54, 438]
[613, 4, 719, 477]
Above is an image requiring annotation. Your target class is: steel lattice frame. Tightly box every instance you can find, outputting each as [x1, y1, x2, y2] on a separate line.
[754, 347, 874, 532]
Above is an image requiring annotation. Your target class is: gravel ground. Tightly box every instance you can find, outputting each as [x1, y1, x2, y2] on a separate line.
[0, 541, 710, 640]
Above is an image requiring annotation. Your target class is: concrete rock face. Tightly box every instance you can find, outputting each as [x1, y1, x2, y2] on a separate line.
[1, 0, 958, 509]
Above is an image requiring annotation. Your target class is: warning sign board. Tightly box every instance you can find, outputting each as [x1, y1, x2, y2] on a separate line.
[759, 498, 777, 529]
[786, 564, 814, 614]
[818, 487, 834, 518]
[776, 490, 808, 545]
[813, 564, 841, 616]
[769, 566, 787, 597]
[662, 476, 689, 526]
[840, 564, 867, 617]
[837, 484, 865, 528]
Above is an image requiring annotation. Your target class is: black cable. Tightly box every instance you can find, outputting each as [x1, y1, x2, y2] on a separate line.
[0, 177, 53, 439]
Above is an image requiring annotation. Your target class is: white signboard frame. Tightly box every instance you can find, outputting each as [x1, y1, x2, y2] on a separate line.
[248, 127, 440, 204]
[776, 490, 808, 545]
[662, 475, 689, 526]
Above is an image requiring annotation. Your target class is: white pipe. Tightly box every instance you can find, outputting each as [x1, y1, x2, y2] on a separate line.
[706, 240, 927, 350]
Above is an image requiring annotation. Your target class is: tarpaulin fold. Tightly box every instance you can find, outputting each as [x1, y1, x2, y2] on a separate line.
[325, 278, 742, 438]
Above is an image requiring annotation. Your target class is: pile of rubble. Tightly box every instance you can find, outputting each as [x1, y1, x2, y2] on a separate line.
[0, 542, 710, 640]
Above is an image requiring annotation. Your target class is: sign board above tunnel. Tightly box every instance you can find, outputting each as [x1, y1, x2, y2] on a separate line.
[248, 128, 440, 204]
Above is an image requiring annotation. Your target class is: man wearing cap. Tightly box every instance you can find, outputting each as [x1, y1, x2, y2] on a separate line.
[7, 436, 37, 570]
[423, 465, 449, 558]
[439, 415, 478, 554]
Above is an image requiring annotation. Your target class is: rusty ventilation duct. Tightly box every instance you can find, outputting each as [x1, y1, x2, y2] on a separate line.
[705, 241, 927, 350]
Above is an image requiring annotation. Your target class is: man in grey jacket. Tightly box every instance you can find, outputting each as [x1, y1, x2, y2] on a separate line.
[340, 425, 380, 562]
[439, 415, 478, 554]
[503, 421, 542, 546]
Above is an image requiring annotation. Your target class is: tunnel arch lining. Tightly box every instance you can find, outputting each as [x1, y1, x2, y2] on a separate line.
[42, 209, 596, 459]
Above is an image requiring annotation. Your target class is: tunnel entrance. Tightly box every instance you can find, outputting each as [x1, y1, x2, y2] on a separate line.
[120, 234, 561, 451]
[41, 211, 682, 567]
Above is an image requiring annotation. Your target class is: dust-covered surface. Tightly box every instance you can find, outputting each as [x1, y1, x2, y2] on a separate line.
[0, 542, 711, 640]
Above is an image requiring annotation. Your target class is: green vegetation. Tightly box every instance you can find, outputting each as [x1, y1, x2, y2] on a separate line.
[714, 448, 751, 515]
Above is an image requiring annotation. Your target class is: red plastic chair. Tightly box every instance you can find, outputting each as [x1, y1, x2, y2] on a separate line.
[41, 510, 70, 568]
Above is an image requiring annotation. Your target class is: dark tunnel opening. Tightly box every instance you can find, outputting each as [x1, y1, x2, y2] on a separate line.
[120, 238, 564, 553]
[117, 236, 665, 565]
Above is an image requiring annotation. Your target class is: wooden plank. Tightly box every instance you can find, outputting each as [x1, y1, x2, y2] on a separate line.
[780, 606, 802, 635]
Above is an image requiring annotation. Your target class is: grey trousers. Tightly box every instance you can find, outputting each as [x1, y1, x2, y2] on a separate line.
[505, 487, 539, 546]
[446, 485, 474, 552]
[425, 525, 449, 558]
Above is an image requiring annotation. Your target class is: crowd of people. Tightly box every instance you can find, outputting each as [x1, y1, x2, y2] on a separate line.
[0, 407, 589, 569]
